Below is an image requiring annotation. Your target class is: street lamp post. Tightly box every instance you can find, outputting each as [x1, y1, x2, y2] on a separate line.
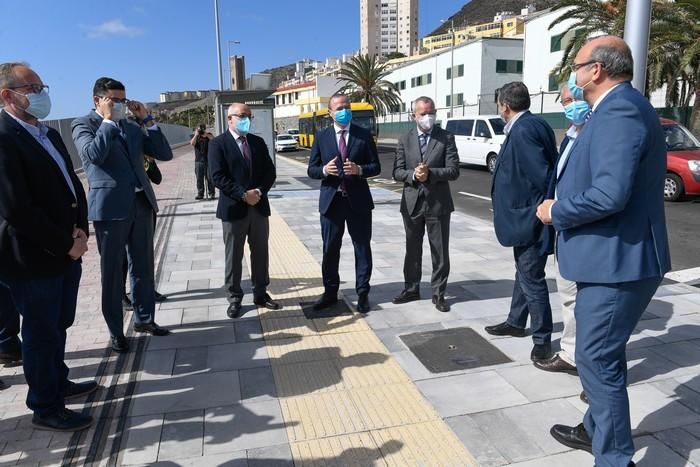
[228, 40, 241, 90]
[214, 0, 224, 91]
[441, 19, 455, 117]
[623, 0, 652, 93]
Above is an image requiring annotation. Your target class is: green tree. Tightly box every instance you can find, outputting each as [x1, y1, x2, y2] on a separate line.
[336, 54, 403, 117]
[386, 52, 407, 60]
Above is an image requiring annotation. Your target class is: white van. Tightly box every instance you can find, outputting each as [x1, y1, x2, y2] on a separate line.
[444, 115, 506, 173]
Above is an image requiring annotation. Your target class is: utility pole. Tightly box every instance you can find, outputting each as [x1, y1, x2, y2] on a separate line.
[441, 19, 456, 117]
[623, 0, 652, 93]
[214, 0, 224, 91]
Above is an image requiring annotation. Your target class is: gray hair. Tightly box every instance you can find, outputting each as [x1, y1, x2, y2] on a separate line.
[589, 39, 634, 80]
[497, 82, 530, 112]
[0, 62, 29, 90]
[412, 96, 435, 110]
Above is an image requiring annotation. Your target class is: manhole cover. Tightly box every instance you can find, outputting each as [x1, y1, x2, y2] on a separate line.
[300, 300, 353, 319]
[400, 327, 512, 373]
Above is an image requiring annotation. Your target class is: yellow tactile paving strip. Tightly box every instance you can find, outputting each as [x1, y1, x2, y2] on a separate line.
[250, 210, 477, 466]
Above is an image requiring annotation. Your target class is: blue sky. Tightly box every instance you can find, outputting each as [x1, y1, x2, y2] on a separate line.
[2, 0, 467, 119]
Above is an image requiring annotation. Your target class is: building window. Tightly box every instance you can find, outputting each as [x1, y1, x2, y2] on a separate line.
[445, 93, 464, 107]
[496, 59, 523, 74]
[401, 102, 406, 112]
[550, 33, 563, 52]
[446, 64, 464, 79]
[548, 73, 559, 92]
[411, 74, 431, 88]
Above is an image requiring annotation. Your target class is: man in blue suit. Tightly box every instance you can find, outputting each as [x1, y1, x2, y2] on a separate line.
[538, 36, 671, 467]
[72, 77, 173, 353]
[487, 82, 557, 363]
[307, 94, 380, 313]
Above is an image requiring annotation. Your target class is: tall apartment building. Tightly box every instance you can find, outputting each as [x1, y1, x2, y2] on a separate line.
[360, 0, 419, 57]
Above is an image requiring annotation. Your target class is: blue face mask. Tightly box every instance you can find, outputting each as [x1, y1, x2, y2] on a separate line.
[334, 108, 352, 126]
[236, 117, 251, 135]
[567, 71, 592, 102]
[564, 100, 591, 126]
[13, 89, 51, 119]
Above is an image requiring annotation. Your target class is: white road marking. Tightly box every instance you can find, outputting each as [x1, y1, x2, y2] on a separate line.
[459, 191, 492, 201]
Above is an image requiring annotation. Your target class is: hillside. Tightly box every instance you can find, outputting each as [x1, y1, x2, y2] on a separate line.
[259, 63, 297, 89]
[428, 0, 558, 36]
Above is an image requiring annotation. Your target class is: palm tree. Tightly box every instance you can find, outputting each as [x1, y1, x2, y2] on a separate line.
[336, 54, 403, 117]
[548, 0, 700, 129]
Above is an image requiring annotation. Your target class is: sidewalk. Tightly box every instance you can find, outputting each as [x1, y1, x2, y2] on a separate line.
[1, 145, 699, 466]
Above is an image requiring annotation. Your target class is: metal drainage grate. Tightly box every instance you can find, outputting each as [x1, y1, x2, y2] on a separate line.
[400, 327, 512, 373]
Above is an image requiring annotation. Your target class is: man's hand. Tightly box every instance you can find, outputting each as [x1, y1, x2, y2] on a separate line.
[343, 159, 360, 176]
[127, 100, 148, 121]
[537, 199, 556, 225]
[324, 156, 340, 177]
[68, 234, 88, 260]
[244, 189, 261, 206]
[72, 227, 87, 240]
[415, 163, 428, 182]
[97, 96, 113, 121]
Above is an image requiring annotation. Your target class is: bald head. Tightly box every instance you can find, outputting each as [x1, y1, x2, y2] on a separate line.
[227, 102, 252, 134]
[576, 35, 633, 81]
[227, 102, 250, 117]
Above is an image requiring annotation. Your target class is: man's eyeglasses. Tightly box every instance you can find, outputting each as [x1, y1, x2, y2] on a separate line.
[569, 60, 600, 73]
[228, 114, 253, 120]
[9, 84, 49, 94]
[99, 96, 130, 105]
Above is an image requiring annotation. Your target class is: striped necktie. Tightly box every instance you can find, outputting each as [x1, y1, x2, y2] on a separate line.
[419, 133, 428, 160]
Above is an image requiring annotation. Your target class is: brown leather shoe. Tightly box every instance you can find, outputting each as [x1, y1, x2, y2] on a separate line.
[533, 353, 578, 375]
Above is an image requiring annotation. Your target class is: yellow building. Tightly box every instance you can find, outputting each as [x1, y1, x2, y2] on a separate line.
[422, 16, 524, 53]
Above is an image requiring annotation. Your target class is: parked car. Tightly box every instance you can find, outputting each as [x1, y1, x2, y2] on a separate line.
[662, 118, 700, 201]
[444, 115, 506, 173]
[275, 134, 298, 152]
[287, 128, 300, 142]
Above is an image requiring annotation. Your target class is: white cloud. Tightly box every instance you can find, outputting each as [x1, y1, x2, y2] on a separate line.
[82, 19, 144, 39]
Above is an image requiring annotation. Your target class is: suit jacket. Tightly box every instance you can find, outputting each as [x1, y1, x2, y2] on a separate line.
[393, 126, 460, 216]
[0, 111, 88, 280]
[71, 110, 173, 221]
[552, 82, 671, 283]
[208, 131, 276, 221]
[307, 124, 380, 215]
[491, 111, 557, 248]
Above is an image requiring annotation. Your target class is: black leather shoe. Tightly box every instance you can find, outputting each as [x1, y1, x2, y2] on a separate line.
[32, 408, 93, 432]
[154, 291, 167, 302]
[254, 293, 281, 310]
[227, 302, 242, 318]
[195, 194, 204, 200]
[357, 293, 370, 313]
[0, 379, 9, 390]
[122, 293, 133, 311]
[550, 423, 592, 453]
[64, 380, 98, 401]
[531, 344, 552, 362]
[208, 195, 216, 200]
[484, 322, 528, 337]
[392, 290, 420, 304]
[533, 354, 578, 375]
[0, 349, 22, 365]
[580, 391, 588, 404]
[134, 322, 170, 336]
[111, 337, 129, 353]
[312, 294, 338, 311]
[432, 295, 450, 312]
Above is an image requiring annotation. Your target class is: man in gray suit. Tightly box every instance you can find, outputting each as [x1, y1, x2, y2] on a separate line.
[392, 96, 460, 312]
[72, 77, 173, 353]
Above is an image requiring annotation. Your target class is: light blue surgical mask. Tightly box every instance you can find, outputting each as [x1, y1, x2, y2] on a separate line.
[236, 117, 251, 135]
[334, 108, 352, 126]
[12, 89, 51, 119]
[564, 100, 591, 126]
[567, 72, 592, 102]
[111, 102, 127, 121]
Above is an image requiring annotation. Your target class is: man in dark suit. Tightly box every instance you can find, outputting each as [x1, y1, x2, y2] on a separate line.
[209, 103, 279, 318]
[307, 94, 381, 313]
[538, 36, 671, 467]
[487, 81, 557, 363]
[0, 63, 96, 431]
[392, 96, 459, 312]
[0, 285, 22, 365]
[72, 77, 173, 353]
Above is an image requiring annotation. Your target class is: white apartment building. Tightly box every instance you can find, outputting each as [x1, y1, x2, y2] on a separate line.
[361, 0, 419, 57]
[380, 37, 524, 122]
[272, 76, 341, 131]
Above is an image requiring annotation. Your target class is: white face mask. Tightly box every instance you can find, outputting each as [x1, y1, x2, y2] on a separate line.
[417, 114, 436, 131]
[111, 102, 127, 121]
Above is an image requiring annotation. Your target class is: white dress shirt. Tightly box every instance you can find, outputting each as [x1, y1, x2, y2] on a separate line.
[5, 110, 76, 198]
[323, 124, 362, 178]
[503, 111, 526, 135]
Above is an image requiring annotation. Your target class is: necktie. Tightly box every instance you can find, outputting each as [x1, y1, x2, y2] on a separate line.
[338, 130, 348, 195]
[239, 137, 252, 163]
[419, 133, 428, 160]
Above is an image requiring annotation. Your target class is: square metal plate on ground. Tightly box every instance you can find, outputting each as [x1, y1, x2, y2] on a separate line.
[300, 300, 353, 319]
[400, 327, 512, 373]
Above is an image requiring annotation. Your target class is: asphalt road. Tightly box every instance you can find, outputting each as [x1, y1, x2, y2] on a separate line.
[279, 145, 700, 274]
